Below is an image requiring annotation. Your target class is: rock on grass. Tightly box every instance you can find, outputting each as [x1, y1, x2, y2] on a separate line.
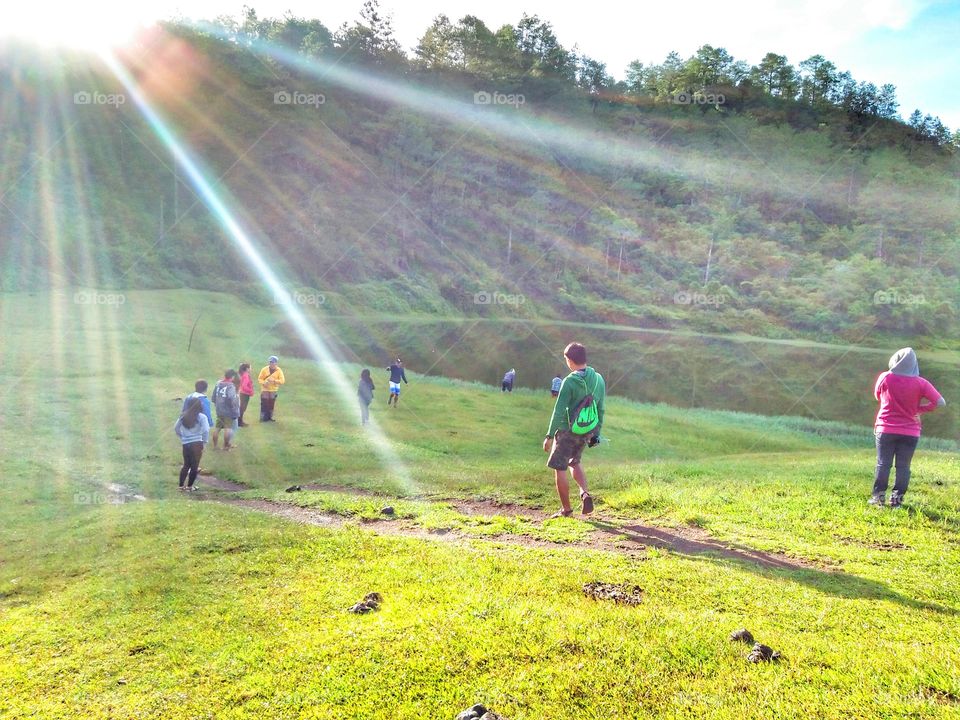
[456, 705, 507, 720]
[729, 628, 755, 644]
[747, 642, 781, 663]
[456, 705, 487, 720]
[348, 592, 383, 614]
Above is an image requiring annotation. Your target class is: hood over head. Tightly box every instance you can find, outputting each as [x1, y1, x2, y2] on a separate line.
[888, 347, 919, 377]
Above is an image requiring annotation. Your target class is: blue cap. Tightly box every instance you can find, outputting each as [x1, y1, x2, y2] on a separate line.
[268, 355, 279, 363]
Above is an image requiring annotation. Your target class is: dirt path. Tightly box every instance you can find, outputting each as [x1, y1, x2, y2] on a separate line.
[189, 478, 820, 570]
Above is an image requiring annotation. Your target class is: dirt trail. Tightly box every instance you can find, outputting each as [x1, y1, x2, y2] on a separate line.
[189, 477, 820, 570]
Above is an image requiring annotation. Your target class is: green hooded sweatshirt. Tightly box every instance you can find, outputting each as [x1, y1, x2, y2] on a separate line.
[546, 366, 605, 437]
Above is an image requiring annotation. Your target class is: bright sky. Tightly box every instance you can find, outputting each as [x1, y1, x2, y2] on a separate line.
[5, 0, 959, 129]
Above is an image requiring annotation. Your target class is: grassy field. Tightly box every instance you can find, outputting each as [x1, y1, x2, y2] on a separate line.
[1, 289, 959, 719]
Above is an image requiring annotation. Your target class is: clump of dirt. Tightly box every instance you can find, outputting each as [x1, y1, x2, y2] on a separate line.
[582, 581, 643, 606]
[456, 705, 507, 720]
[920, 686, 960, 705]
[729, 628, 754, 644]
[348, 592, 383, 614]
[286, 485, 302, 493]
[747, 642, 781, 663]
[381, 506, 395, 516]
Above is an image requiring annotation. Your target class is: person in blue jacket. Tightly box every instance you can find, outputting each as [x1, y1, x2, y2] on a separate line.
[182, 380, 213, 426]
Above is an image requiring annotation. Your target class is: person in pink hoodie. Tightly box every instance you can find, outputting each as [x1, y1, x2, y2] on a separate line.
[237, 362, 255, 427]
[870, 347, 945, 507]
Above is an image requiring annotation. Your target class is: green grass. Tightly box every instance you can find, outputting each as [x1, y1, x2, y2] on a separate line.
[1, 289, 959, 718]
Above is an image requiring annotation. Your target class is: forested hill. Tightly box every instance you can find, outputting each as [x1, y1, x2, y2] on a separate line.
[1, 3, 958, 345]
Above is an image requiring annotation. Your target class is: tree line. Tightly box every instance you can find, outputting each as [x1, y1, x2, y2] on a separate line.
[212, 2, 956, 147]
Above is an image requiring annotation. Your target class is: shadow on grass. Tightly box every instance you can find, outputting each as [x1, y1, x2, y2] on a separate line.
[908, 505, 960, 535]
[588, 519, 957, 616]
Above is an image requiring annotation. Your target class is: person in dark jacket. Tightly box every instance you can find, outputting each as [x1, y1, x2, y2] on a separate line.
[386, 358, 408, 407]
[501, 368, 516, 392]
[358, 368, 375, 425]
[212, 369, 240, 450]
[870, 347, 945, 507]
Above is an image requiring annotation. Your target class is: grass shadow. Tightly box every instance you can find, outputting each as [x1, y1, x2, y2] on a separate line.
[588, 519, 957, 616]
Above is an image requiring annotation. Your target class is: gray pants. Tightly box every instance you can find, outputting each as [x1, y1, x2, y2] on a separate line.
[873, 432, 919, 498]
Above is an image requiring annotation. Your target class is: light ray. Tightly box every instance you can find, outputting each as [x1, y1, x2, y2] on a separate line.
[101, 50, 416, 492]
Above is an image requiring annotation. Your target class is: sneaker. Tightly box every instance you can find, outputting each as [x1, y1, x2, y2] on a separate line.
[889, 493, 904, 508]
[868, 493, 885, 506]
[580, 492, 594, 515]
[548, 509, 573, 519]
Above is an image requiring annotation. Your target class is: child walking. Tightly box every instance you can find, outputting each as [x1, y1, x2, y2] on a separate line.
[175, 397, 210, 491]
[358, 369, 375, 425]
[237, 363, 254, 426]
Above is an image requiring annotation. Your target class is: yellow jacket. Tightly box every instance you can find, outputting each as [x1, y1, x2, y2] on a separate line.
[258, 365, 285, 393]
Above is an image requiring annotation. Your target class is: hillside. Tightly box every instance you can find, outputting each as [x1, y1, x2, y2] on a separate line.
[2, 288, 960, 719]
[1, 8, 958, 349]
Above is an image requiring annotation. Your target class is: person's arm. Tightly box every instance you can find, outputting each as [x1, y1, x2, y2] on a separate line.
[200, 415, 210, 444]
[275, 368, 285, 386]
[174, 418, 183, 438]
[202, 397, 213, 425]
[546, 380, 572, 437]
[874, 372, 887, 401]
[402, 368, 408, 384]
[258, 368, 268, 386]
[918, 379, 945, 414]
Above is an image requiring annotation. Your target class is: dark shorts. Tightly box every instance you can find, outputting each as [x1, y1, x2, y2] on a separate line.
[215, 416, 238, 430]
[547, 430, 588, 471]
[551, 390, 559, 397]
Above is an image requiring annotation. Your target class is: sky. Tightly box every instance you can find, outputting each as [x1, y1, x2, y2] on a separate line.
[5, 0, 959, 129]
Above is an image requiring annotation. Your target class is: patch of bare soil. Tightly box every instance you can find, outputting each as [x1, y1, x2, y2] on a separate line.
[589, 519, 819, 570]
[582, 581, 643, 605]
[446, 498, 543, 520]
[192, 477, 817, 570]
[194, 475, 248, 492]
[836, 535, 909, 551]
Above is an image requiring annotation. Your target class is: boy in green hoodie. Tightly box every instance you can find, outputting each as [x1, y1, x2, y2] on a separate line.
[543, 342, 605, 518]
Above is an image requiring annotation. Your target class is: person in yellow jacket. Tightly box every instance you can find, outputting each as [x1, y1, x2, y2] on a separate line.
[258, 355, 286, 422]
